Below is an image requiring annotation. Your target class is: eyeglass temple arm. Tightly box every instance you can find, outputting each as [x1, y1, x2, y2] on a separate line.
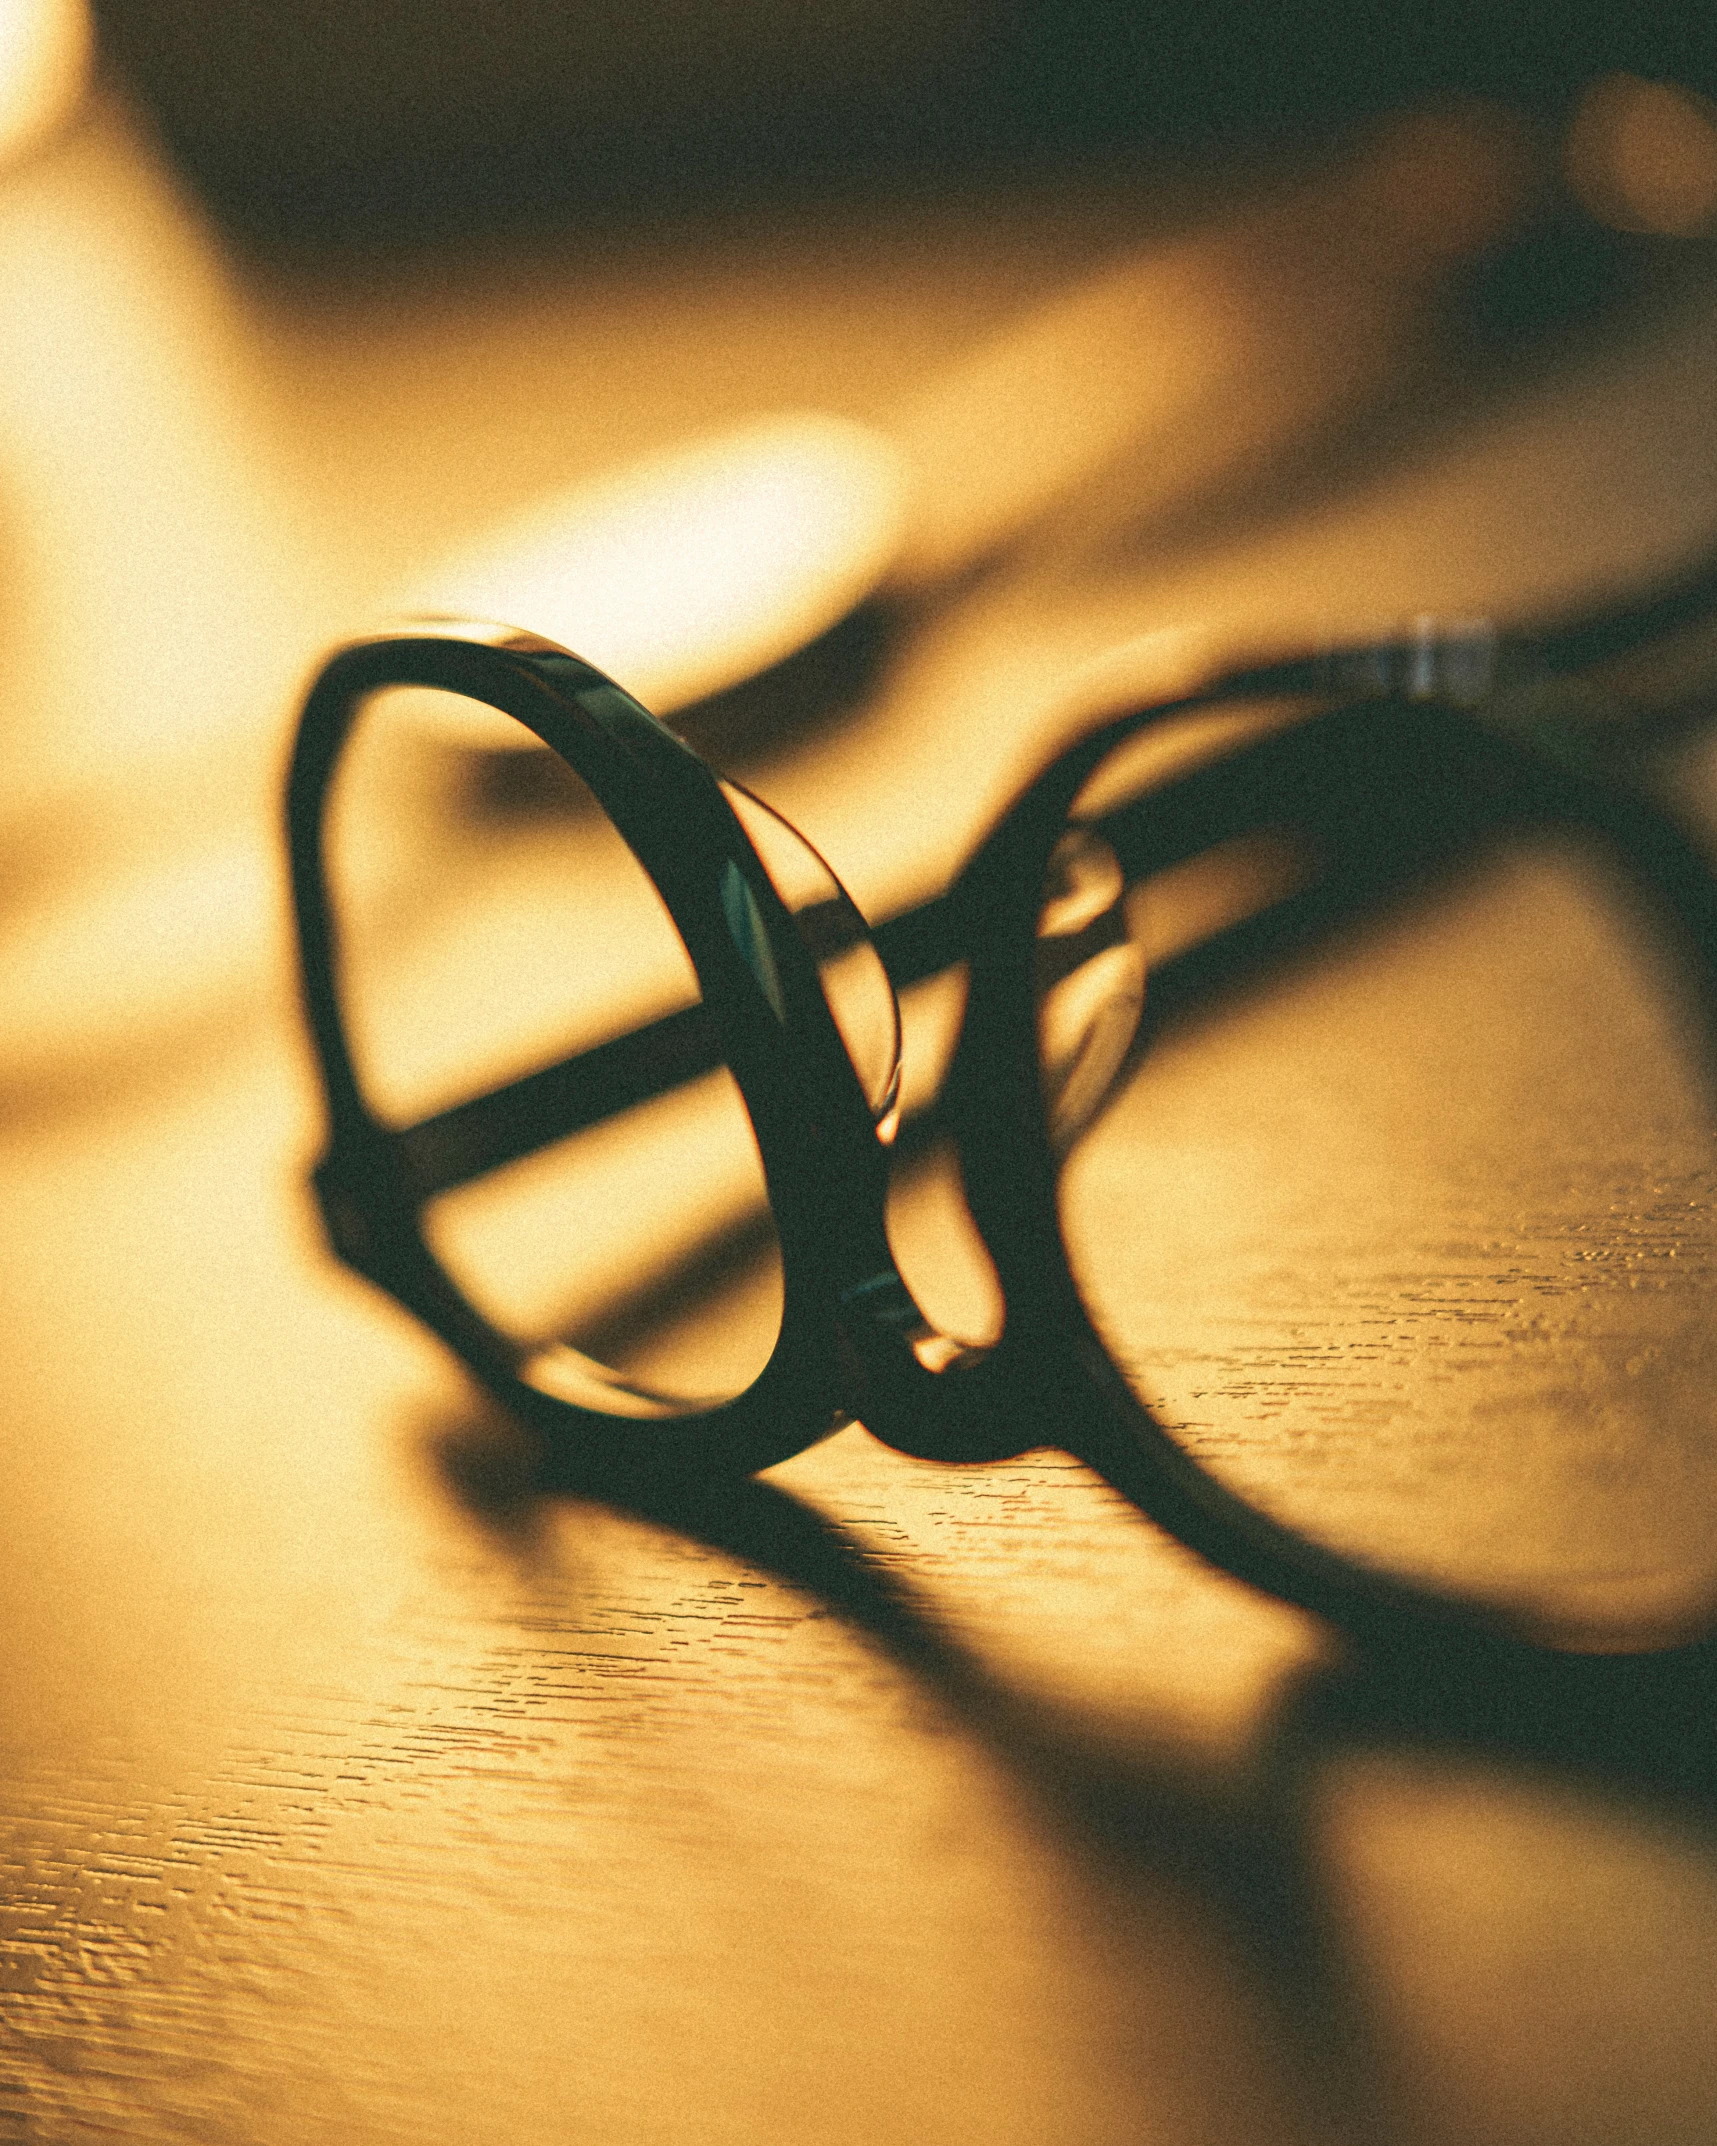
[388, 555, 1717, 1204]
[383, 705, 1515, 1201]
[390, 889, 968, 1201]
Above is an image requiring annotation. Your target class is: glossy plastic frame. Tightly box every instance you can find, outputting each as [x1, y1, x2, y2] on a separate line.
[289, 621, 996, 1485]
[947, 687, 1717, 1652]
[288, 561, 1717, 1651]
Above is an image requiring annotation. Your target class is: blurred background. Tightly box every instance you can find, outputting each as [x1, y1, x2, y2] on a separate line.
[87, 0, 1717, 240]
[9, 0, 1715, 1106]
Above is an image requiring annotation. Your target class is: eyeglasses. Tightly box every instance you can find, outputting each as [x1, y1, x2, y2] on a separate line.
[287, 547, 1717, 1658]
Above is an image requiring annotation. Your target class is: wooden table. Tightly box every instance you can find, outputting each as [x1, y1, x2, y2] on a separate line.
[3, 92, 1717, 2146]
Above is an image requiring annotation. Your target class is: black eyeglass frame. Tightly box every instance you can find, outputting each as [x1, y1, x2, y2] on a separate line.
[287, 563, 1717, 1654]
[290, 621, 940, 1483]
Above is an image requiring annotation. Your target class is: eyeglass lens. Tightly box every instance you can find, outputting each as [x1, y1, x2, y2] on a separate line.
[322, 683, 811, 1417]
[1037, 694, 1717, 1646]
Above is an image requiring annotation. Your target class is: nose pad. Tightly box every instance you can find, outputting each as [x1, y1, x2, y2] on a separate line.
[1035, 828, 1146, 1153]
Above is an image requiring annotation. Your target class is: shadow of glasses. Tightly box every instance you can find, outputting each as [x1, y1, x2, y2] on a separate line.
[425, 1394, 1717, 2138]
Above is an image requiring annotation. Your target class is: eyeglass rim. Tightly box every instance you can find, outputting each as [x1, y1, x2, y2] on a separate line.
[286, 620, 955, 1484]
[942, 675, 1717, 1654]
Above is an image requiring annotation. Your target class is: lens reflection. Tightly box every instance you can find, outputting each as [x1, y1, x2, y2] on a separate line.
[325, 685, 784, 1411]
[1036, 826, 1145, 1152]
[1041, 709, 1717, 1645]
[722, 780, 902, 1137]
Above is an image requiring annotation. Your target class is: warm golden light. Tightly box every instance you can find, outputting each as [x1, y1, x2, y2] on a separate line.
[406, 412, 907, 744]
[1566, 72, 1717, 236]
[0, 95, 338, 801]
[5, 33, 1717, 2146]
[887, 100, 1537, 587]
[0, 0, 89, 170]
[430, 1067, 781, 1394]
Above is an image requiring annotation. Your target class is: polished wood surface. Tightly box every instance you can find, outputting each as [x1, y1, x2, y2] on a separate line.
[4, 88, 1717, 2146]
